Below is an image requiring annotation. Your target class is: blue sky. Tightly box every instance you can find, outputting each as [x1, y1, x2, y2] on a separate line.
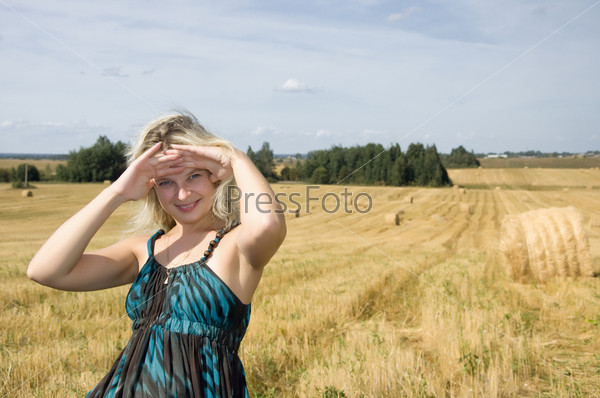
[1, 0, 599, 155]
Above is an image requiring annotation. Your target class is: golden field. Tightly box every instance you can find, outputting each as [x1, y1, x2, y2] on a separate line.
[1, 167, 600, 397]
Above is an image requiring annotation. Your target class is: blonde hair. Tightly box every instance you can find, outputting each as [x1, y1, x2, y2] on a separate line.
[127, 112, 239, 234]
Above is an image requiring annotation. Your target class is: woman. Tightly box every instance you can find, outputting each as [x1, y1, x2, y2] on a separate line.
[27, 113, 286, 397]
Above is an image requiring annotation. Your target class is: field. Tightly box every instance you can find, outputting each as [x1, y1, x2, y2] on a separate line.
[0, 159, 66, 173]
[1, 167, 600, 397]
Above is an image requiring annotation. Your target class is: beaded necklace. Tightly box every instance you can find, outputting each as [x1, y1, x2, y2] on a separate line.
[163, 221, 239, 285]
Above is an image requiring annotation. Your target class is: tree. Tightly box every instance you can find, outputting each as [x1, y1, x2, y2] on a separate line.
[59, 136, 127, 182]
[247, 142, 277, 181]
[11, 164, 40, 183]
[442, 145, 480, 168]
[311, 166, 329, 184]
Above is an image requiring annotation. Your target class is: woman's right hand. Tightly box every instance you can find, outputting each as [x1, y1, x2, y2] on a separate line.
[109, 142, 184, 201]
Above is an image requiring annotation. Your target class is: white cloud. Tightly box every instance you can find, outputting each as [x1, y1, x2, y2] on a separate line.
[316, 129, 334, 137]
[277, 78, 322, 93]
[103, 66, 129, 78]
[251, 126, 281, 136]
[387, 7, 418, 22]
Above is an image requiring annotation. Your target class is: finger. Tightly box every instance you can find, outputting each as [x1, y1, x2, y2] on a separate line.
[140, 142, 163, 160]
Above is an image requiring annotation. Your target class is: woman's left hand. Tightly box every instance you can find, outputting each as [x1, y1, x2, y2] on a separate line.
[169, 144, 234, 183]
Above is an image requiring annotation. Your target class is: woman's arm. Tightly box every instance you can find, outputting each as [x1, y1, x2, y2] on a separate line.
[229, 149, 287, 268]
[27, 143, 183, 291]
[171, 145, 287, 269]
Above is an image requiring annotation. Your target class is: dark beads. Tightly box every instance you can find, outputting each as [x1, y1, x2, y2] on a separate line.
[204, 250, 211, 257]
[209, 240, 216, 247]
[216, 232, 224, 239]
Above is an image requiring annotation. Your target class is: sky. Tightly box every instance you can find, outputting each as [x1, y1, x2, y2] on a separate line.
[1, 0, 599, 155]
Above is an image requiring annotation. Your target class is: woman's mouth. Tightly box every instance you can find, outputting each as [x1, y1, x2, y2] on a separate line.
[176, 200, 200, 212]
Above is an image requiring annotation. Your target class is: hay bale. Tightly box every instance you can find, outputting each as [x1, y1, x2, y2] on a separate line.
[404, 196, 413, 204]
[103, 180, 111, 185]
[385, 213, 399, 225]
[431, 214, 446, 223]
[494, 186, 502, 191]
[458, 188, 466, 195]
[589, 216, 600, 228]
[562, 188, 569, 192]
[500, 206, 592, 282]
[459, 203, 472, 214]
[21, 190, 33, 197]
[453, 185, 460, 190]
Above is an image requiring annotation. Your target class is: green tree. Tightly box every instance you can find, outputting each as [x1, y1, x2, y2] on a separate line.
[311, 166, 329, 184]
[60, 136, 127, 182]
[280, 166, 290, 181]
[442, 145, 480, 168]
[10, 164, 40, 183]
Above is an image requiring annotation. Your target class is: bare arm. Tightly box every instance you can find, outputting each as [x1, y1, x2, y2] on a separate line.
[27, 143, 183, 291]
[172, 144, 287, 269]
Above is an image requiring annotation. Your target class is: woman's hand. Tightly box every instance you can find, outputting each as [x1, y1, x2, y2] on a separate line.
[170, 144, 234, 183]
[109, 142, 185, 201]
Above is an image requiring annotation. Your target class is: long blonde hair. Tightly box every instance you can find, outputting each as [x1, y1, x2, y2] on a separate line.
[127, 112, 239, 234]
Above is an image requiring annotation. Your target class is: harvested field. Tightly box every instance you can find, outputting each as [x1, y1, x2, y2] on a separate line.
[1, 170, 600, 397]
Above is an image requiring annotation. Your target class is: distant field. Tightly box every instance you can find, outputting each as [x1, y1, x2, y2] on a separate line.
[478, 156, 600, 169]
[0, 158, 66, 172]
[1, 169, 600, 397]
[448, 168, 600, 189]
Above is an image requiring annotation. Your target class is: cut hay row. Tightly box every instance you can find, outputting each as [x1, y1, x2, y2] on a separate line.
[500, 206, 592, 282]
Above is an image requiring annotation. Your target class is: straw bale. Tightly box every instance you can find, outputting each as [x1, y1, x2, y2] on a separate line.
[458, 188, 466, 195]
[287, 209, 300, 218]
[453, 185, 460, 190]
[21, 190, 33, 197]
[103, 180, 111, 185]
[459, 203, 472, 214]
[404, 196, 413, 204]
[500, 206, 592, 282]
[590, 216, 600, 228]
[431, 214, 446, 223]
[385, 213, 399, 225]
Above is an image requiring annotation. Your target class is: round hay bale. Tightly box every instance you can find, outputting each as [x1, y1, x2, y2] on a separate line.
[103, 180, 111, 185]
[404, 196, 413, 204]
[453, 185, 460, 190]
[589, 216, 600, 228]
[500, 206, 592, 283]
[385, 213, 399, 225]
[459, 203, 471, 214]
[458, 188, 466, 195]
[21, 190, 33, 197]
[431, 214, 446, 223]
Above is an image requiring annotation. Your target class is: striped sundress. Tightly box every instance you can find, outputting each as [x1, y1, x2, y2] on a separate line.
[86, 226, 251, 397]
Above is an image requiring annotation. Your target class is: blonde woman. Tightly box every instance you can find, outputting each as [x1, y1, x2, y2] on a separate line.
[27, 113, 286, 397]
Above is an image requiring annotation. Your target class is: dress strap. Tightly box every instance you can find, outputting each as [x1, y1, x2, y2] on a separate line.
[147, 230, 165, 257]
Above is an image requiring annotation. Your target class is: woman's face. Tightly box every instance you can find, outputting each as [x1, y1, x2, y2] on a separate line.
[153, 167, 217, 226]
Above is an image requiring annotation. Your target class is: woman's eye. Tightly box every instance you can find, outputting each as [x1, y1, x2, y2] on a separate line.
[157, 180, 172, 186]
[189, 172, 203, 180]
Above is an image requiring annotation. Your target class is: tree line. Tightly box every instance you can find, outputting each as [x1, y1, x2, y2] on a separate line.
[4, 136, 482, 188]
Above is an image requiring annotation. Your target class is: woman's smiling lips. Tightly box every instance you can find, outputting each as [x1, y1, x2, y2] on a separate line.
[175, 199, 200, 212]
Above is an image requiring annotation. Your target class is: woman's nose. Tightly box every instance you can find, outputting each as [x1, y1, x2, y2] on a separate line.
[178, 187, 191, 201]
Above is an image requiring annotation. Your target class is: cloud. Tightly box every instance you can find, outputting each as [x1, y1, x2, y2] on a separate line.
[251, 126, 281, 136]
[387, 7, 417, 22]
[102, 66, 129, 78]
[277, 78, 322, 93]
[142, 68, 156, 75]
[316, 129, 334, 137]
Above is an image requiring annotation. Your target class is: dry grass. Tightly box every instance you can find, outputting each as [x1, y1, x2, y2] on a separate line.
[1, 173, 600, 397]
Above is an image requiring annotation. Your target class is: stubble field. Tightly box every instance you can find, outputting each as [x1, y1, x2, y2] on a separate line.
[1, 167, 599, 397]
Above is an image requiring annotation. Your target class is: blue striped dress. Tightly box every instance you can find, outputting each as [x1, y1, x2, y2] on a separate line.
[87, 227, 251, 397]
